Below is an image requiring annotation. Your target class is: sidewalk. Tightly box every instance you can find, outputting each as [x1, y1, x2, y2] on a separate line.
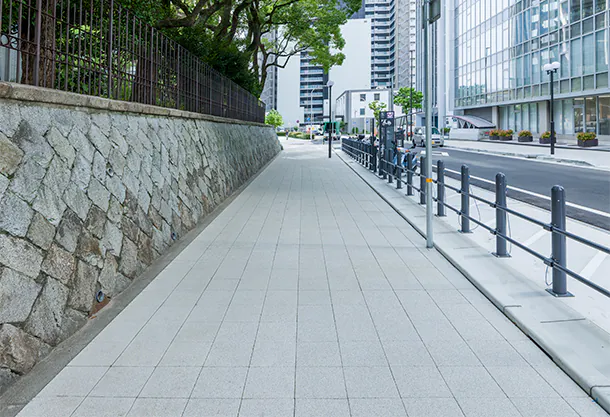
[4, 139, 608, 417]
[445, 139, 610, 170]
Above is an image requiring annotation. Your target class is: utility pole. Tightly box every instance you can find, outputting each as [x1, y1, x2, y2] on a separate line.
[327, 80, 335, 159]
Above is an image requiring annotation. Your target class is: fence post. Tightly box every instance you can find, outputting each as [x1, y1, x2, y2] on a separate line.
[493, 173, 510, 257]
[460, 165, 471, 233]
[548, 186, 572, 297]
[372, 144, 377, 172]
[368, 144, 373, 170]
[406, 153, 413, 196]
[437, 160, 445, 217]
[381, 147, 387, 179]
[396, 151, 402, 189]
[388, 149, 393, 184]
[420, 155, 426, 204]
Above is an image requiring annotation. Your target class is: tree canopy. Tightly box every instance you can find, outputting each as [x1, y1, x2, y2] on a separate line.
[265, 109, 284, 127]
[393, 87, 423, 115]
[368, 100, 387, 130]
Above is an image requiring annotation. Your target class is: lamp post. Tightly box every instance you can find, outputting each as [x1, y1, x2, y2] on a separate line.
[543, 61, 560, 155]
[309, 87, 317, 141]
[327, 80, 335, 159]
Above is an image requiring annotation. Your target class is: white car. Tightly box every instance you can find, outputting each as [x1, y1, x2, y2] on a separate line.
[413, 126, 444, 147]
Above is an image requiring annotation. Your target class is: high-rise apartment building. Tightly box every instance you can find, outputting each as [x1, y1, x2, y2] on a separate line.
[366, 0, 397, 88]
[418, 0, 609, 141]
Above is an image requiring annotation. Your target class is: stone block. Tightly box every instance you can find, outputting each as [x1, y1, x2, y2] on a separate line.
[109, 127, 129, 156]
[68, 260, 99, 313]
[46, 127, 75, 167]
[0, 135, 24, 176]
[84, 205, 107, 239]
[68, 128, 95, 163]
[87, 178, 110, 211]
[91, 113, 111, 138]
[119, 237, 139, 279]
[18, 106, 51, 137]
[136, 208, 153, 237]
[0, 102, 20, 137]
[122, 167, 140, 196]
[0, 192, 34, 237]
[63, 183, 92, 222]
[152, 226, 167, 254]
[87, 124, 112, 158]
[11, 122, 53, 168]
[92, 151, 106, 181]
[107, 197, 122, 224]
[0, 234, 44, 278]
[0, 324, 47, 374]
[108, 148, 126, 177]
[32, 158, 71, 226]
[9, 159, 47, 203]
[121, 217, 139, 243]
[137, 188, 151, 214]
[75, 232, 104, 268]
[137, 231, 155, 266]
[98, 255, 131, 298]
[24, 277, 69, 345]
[0, 368, 18, 393]
[27, 212, 56, 250]
[58, 308, 87, 343]
[55, 210, 83, 253]
[71, 154, 92, 191]
[123, 190, 138, 220]
[0, 174, 8, 197]
[149, 206, 163, 230]
[101, 221, 123, 256]
[41, 244, 76, 285]
[106, 174, 126, 203]
[0, 268, 42, 323]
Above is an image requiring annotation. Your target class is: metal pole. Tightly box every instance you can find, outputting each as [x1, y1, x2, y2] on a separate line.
[494, 173, 509, 257]
[437, 160, 445, 216]
[549, 70, 556, 156]
[406, 153, 414, 196]
[460, 165, 471, 233]
[328, 85, 332, 158]
[388, 148, 393, 184]
[549, 185, 571, 297]
[396, 151, 402, 189]
[424, 1, 434, 248]
[420, 155, 426, 205]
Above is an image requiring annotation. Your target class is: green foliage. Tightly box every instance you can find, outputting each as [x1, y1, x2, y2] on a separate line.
[518, 130, 532, 137]
[265, 109, 284, 128]
[368, 101, 387, 129]
[577, 131, 596, 140]
[393, 87, 423, 113]
[540, 131, 551, 139]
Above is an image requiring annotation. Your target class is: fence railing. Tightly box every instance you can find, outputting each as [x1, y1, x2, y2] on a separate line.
[341, 138, 610, 299]
[0, 0, 265, 123]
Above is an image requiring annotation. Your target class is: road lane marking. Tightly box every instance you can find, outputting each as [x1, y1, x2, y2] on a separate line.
[443, 167, 610, 219]
[580, 252, 608, 280]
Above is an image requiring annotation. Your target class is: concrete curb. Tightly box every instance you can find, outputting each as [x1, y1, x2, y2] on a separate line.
[450, 138, 610, 152]
[444, 145, 598, 168]
[335, 150, 610, 415]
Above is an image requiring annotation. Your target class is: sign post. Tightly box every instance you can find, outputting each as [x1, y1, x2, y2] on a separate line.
[380, 111, 395, 181]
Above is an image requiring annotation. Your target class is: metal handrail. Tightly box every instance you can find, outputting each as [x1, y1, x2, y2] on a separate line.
[341, 138, 610, 299]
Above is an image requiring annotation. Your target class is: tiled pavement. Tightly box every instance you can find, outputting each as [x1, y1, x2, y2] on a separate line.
[15, 140, 608, 417]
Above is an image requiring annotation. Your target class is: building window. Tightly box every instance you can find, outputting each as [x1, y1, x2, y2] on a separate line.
[360, 94, 366, 101]
[599, 96, 610, 135]
[596, 30, 608, 73]
[583, 34, 595, 75]
[585, 96, 597, 132]
[360, 108, 365, 116]
[374, 93, 380, 100]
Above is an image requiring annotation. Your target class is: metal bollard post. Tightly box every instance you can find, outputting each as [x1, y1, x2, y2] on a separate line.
[437, 160, 445, 217]
[372, 145, 377, 172]
[460, 165, 471, 233]
[388, 149, 393, 184]
[396, 151, 402, 189]
[381, 148, 387, 179]
[548, 186, 572, 297]
[406, 153, 413, 196]
[493, 173, 510, 257]
[420, 155, 426, 204]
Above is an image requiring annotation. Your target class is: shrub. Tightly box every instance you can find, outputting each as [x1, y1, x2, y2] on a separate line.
[505, 129, 514, 136]
[442, 127, 451, 134]
[518, 130, 532, 137]
[540, 131, 551, 139]
[577, 131, 597, 141]
[489, 129, 500, 136]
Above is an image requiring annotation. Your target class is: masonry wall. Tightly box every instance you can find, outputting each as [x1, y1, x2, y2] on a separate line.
[0, 83, 281, 392]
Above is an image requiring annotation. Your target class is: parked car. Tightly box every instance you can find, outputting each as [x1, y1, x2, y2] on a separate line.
[412, 126, 444, 147]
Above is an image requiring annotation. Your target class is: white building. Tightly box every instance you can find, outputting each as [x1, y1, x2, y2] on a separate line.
[335, 88, 406, 134]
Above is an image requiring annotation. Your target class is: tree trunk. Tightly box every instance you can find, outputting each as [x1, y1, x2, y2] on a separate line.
[20, 0, 56, 88]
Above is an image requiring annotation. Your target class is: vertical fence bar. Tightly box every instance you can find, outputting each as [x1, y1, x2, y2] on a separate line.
[388, 148, 393, 184]
[420, 155, 426, 204]
[33, 0, 43, 86]
[396, 151, 402, 189]
[437, 160, 445, 216]
[406, 153, 414, 196]
[494, 173, 509, 257]
[549, 186, 571, 297]
[381, 146, 387, 179]
[460, 165, 471, 233]
[371, 143, 377, 172]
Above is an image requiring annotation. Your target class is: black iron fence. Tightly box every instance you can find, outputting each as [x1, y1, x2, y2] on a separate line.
[342, 138, 610, 299]
[0, 0, 265, 122]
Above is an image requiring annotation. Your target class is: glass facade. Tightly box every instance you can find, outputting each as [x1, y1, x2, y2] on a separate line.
[454, 0, 609, 135]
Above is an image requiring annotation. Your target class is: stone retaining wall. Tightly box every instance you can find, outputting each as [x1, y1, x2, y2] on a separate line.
[0, 83, 281, 392]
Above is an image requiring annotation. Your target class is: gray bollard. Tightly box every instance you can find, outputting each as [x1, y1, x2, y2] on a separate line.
[493, 173, 510, 257]
[396, 151, 402, 189]
[420, 155, 426, 204]
[437, 160, 445, 217]
[406, 153, 413, 196]
[460, 165, 471, 233]
[388, 149, 393, 184]
[381, 147, 387, 179]
[548, 186, 572, 297]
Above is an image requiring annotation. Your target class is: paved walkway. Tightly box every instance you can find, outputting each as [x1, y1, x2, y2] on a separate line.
[14, 140, 607, 417]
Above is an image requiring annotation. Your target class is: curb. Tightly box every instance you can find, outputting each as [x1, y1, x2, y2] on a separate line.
[453, 138, 610, 152]
[335, 149, 610, 415]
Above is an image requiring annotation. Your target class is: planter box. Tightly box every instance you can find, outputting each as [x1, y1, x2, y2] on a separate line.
[578, 139, 598, 147]
[518, 136, 533, 142]
[539, 137, 552, 144]
[499, 135, 513, 141]
[489, 135, 500, 140]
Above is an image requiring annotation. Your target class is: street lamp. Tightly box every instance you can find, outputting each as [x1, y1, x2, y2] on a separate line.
[327, 80, 334, 159]
[543, 61, 560, 155]
[309, 87, 318, 141]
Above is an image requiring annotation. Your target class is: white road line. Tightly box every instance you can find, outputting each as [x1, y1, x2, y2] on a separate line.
[580, 252, 608, 280]
[444, 167, 610, 219]
[523, 229, 548, 247]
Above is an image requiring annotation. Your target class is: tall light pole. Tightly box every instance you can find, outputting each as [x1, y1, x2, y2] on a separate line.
[543, 62, 560, 155]
[309, 87, 318, 140]
[327, 80, 334, 159]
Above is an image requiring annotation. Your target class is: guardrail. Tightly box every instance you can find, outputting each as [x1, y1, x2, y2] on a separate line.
[341, 138, 610, 299]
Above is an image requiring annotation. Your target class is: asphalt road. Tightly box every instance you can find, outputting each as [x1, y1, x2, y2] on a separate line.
[412, 146, 610, 230]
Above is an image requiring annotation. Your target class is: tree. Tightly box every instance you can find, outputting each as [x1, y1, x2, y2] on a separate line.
[368, 101, 387, 133]
[265, 109, 284, 128]
[393, 87, 423, 116]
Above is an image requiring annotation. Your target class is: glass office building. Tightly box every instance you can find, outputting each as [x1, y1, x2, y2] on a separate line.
[454, 0, 609, 138]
